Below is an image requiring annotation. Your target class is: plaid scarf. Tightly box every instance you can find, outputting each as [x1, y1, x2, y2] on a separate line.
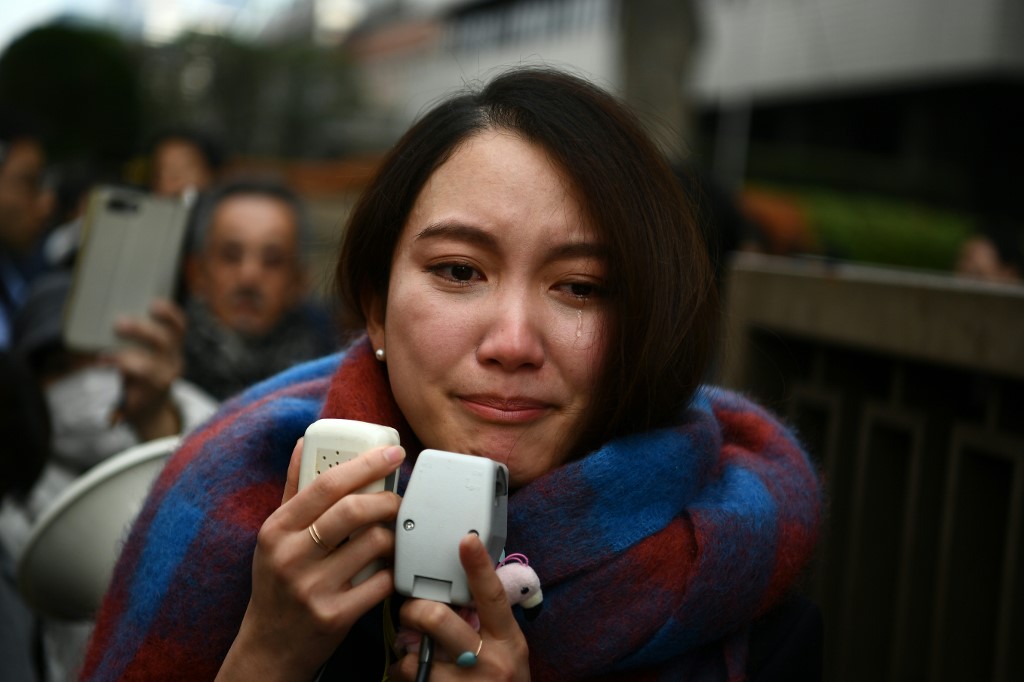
[82, 339, 820, 681]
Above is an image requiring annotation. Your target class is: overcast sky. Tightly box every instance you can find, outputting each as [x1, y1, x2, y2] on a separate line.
[0, 0, 402, 56]
[0, 0, 477, 56]
[0, 0, 109, 53]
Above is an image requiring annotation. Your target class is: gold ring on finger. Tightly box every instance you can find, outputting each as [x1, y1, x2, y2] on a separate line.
[308, 523, 331, 553]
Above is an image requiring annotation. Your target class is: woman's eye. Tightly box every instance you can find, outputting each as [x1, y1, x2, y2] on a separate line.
[428, 262, 480, 284]
[568, 282, 594, 298]
[559, 281, 603, 300]
[450, 264, 475, 281]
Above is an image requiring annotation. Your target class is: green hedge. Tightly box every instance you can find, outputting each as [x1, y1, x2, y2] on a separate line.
[755, 185, 975, 271]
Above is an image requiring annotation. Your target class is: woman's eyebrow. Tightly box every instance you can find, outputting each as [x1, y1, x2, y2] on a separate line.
[415, 220, 607, 262]
[415, 222, 499, 250]
[546, 241, 608, 263]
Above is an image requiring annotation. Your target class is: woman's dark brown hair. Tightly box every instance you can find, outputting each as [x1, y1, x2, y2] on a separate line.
[338, 67, 719, 456]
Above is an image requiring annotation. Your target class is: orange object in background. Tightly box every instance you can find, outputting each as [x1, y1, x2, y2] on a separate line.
[740, 187, 818, 256]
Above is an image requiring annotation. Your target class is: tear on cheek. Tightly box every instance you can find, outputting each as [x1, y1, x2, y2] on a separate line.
[571, 308, 603, 351]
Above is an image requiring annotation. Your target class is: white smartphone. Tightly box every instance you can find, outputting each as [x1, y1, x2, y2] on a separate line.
[298, 419, 400, 584]
[64, 186, 192, 351]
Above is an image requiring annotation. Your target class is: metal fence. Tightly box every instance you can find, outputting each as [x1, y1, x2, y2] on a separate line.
[721, 252, 1024, 682]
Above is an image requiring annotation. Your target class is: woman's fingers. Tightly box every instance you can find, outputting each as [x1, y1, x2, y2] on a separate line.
[313, 493, 402, 555]
[392, 535, 530, 680]
[250, 493, 398, 625]
[279, 444, 406, 527]
[275, 442, 404, 588]
[237, 529, 395, 680]
[321, 563, 395, 623]
[398, 599, 481, 660]
[460, 534, 520, 641]
[294, 530, 397, 629]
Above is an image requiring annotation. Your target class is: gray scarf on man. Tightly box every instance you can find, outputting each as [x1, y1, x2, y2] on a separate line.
[183, 298, 330, 401]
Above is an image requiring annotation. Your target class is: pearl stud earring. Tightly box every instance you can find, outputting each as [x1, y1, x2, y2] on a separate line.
[375, 348, 386, 362]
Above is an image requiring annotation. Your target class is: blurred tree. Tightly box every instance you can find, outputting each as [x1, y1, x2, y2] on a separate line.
[0, 23, 142, 170]
[139, 32, 361, 160]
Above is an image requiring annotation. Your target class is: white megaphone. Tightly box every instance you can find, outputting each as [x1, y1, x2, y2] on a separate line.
[17, 436, 178, 620]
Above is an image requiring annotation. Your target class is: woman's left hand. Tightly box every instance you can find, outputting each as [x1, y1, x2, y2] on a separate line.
[390, 534, 530, 681]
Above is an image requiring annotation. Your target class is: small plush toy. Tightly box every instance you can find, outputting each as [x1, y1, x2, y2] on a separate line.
[495, 553, 543, 621]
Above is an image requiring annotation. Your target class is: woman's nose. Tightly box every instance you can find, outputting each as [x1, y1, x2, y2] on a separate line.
[475, 291, 545, 370]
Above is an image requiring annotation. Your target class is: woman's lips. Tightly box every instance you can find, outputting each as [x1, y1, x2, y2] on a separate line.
[459, 395, 553, 423]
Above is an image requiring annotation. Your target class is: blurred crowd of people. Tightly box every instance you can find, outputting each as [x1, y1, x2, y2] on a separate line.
[1, 106, 339, 681]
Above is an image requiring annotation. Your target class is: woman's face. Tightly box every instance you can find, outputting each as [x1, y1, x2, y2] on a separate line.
[367, 130, 609, 487]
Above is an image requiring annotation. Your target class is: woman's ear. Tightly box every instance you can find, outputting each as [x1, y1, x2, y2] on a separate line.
[363, 289, 386, 351]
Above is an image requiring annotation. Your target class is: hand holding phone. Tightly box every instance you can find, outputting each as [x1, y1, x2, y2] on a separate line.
[107, 298, 187, 441]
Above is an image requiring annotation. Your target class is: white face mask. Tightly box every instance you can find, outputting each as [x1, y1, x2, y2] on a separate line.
[45, 366, 138, 470]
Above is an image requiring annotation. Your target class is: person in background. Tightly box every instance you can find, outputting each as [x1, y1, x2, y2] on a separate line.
[1, 271, 217, 557]
[1, 272, 218, 680]
[39, 158, 123, 272]
[954, 218, 1023, 285]
[149, 126, 225, 199]
[182, 178, 336, 401]
[82, 68, 821, 681]
[0, 106, 52, 348]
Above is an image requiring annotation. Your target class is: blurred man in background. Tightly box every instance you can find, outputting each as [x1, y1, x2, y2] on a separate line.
[1, 107, 52, 348]
[149, 126, 225, 198]
[183, 178, 335, 400]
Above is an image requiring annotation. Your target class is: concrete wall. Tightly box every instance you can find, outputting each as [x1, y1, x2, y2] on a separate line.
[691, 0, 1024, 104]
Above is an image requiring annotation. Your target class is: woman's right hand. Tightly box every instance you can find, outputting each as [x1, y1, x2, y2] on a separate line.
[216, 438, 406, 682]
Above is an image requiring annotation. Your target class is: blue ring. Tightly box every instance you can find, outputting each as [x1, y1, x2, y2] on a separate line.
[455, 650, 478, 668]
